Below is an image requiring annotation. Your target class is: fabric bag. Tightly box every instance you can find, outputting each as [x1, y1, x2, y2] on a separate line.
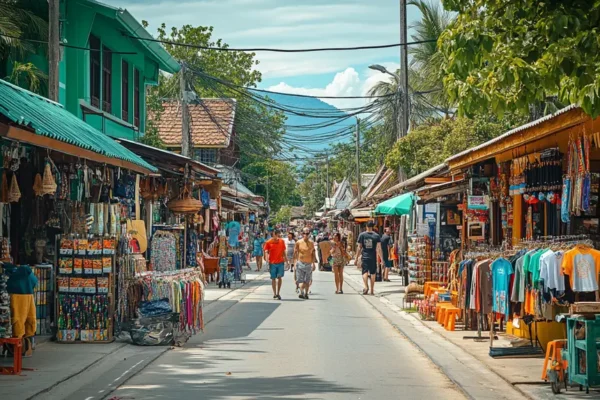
[126, 219, 147, 253]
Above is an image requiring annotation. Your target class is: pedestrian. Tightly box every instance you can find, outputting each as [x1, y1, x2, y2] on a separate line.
[330, 232, 349, 294]
[264, 229, 287, 300]
[284, 232, 296, 272]
[293, 227, 316, 299]
[253, 232, 266, 272]
[381, 227, 394, 282]
[355, 221, 384, 295]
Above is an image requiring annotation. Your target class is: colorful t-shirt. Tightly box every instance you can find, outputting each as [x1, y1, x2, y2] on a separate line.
[253, 237, 265, 256]
[539, 250, 565, 291]
[264, 238, 286, 264]
[492, 258, 513, 318]
[562, 246, 600, 292]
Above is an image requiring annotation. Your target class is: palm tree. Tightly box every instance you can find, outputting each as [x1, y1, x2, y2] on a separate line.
[368, 0, 455, 138]
[0, 0, 48, 92]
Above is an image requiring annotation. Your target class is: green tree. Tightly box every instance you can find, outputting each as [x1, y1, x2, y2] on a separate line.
[0, 0, 48, 92]
[272, 205, 292, 225]
[242, 160, 300, 213]
[439, 0, 597, 117]
[385, 114, 525, 176]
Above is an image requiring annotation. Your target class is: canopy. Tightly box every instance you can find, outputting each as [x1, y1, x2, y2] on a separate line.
[374, 192, 414, 216]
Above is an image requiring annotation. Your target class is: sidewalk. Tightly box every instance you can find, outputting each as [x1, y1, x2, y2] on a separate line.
[344, 265, 599, 399]
[1, 268, 267, 400]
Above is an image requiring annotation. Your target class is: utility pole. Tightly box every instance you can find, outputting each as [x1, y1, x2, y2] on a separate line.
[355, 117, 361, 202]
[326, 152, 330, 211]
[266, 170, 270, 208]
[48, 0, 60, 101]
[399, 0, 409, 140]
[180, 63, 191, 157]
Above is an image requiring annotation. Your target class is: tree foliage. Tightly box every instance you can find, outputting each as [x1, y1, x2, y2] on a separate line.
[440, 0, 599, 117]
[385, 114, 525, 176]
[242, 161, 300, 213]
[272, 205, 292, 225]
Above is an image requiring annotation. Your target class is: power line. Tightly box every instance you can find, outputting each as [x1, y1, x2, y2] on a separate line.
[125, 34, 437, 53]
[0, 33, 137, 54]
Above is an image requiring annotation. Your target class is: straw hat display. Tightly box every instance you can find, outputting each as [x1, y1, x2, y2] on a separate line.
[167, 184, 201, 214]
[8, 174, 21, 203]
[33, 173, 43, 197]
[42, 162, 57, 195]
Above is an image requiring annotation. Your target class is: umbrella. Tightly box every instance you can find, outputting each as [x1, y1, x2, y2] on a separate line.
[374, 192, 415, 216]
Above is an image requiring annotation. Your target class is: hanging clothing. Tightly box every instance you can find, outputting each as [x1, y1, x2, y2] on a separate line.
[491, 258, 513, 319]
[562, 245, 600, 292]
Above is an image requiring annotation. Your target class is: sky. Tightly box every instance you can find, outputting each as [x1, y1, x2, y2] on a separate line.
[103, 0, 429, 110]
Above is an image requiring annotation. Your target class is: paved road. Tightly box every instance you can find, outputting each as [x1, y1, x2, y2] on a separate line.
[112, 269, 465, 400]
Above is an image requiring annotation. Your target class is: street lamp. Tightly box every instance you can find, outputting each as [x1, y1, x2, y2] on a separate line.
[368, 64, 394, 76]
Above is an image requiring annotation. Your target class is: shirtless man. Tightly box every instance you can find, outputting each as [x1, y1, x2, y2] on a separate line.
[293, 227, 317, 299]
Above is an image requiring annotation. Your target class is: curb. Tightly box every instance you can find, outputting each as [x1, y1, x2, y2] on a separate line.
[343, 270, 534, 400]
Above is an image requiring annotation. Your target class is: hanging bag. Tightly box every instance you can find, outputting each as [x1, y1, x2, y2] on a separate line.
[8, 174, 21, 203]
[42, 162, 57, 195]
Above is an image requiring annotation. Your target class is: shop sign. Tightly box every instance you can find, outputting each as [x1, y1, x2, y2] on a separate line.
[468, 195, 489, 210]
[209, 199, 218, 210]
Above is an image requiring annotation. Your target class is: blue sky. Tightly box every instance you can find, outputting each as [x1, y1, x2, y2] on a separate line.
[103, 0, 430, 109]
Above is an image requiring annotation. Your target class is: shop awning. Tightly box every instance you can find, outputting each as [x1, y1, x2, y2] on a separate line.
[0, 79, 157, 174]
[114, 138, 219, 179]
[446, 105, 586, 172]
[417, 180, 468, 203]
[374, 192, 415, 216]
[351, 207, 373, 218]
[385, 163, 448, 195]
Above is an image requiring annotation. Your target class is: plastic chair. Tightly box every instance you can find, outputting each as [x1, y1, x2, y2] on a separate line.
[444, 307, 461, 331]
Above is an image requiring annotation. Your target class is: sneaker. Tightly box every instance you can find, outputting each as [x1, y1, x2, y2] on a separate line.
[305, 294, 309, 300]
[273, 295, 277, 299]
[339, 290, 343, 294]
[276, 295, 282, 300]
[299, 294, 304, 300]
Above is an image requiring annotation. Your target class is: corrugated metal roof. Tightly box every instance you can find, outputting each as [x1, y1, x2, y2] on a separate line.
[446, 104, 579, 162]
[0, 79, 157, 172]
[385, 163, 447, 194]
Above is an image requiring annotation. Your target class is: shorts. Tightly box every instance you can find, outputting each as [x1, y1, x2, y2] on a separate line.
[270, 263, 285, 279]
[384, 260, 393, 268]
[362, 259, 377, 275]
[296, 262, 313, 284]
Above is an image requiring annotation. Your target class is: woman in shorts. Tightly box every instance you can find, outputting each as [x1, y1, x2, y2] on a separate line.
[330, 233, 348, 294]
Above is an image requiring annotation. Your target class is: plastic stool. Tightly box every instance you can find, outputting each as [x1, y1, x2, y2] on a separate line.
[0, 338, 22, 375]
[541, 339, 567, 381]
[436, 302, 452, 325]
[444, 307, 461, 331]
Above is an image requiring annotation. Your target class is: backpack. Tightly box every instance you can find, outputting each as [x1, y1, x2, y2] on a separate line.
[201, 189, 210, 208]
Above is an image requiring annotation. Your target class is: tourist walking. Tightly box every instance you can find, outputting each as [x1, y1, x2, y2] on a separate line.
[330, 233, 349, 294]
[264, 229, 287, 300]
[381, 227, 394, 282]
[355, 221, 384, 295]
[252, 232, 266, 272]
[293, 228, 316, 299]
[284, 232, 296, 272]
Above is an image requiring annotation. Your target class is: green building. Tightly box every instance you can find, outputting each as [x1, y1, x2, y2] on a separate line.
[6, 0, 179, 141]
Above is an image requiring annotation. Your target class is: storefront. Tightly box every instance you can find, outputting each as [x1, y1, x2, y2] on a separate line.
[413, 105, 600, 357]
[0, 79, 156, 353]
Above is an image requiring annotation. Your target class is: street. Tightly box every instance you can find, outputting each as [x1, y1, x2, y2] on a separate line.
[110, 269, 465, 400]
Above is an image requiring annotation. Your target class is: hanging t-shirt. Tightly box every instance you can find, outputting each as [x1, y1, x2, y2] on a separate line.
[492, 258, 513, 318]
[562, 246, 600, 292]
[539, 250, 565, 291]
[226, 221, 241, 247]
[531, 249, 550, 287]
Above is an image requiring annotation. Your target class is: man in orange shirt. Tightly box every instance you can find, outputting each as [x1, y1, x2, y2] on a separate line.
[264, 229, 288, 300]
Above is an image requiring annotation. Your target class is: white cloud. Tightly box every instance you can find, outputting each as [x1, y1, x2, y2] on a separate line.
[267, 64, 399, 110]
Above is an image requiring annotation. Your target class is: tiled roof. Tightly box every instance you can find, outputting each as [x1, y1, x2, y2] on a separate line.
[0, 79, 157, 173]
[153, 99, 236, 148]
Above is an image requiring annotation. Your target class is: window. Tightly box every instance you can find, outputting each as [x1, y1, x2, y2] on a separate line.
[102, 46, 112, 113]
[122, 60, 129, 121]
[194, 148, 218, 164]
[133, 68, 140, 127]
[89, 35, 101, 108]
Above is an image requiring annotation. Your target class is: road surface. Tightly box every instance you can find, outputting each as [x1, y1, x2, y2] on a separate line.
[111, 269, 465, 400]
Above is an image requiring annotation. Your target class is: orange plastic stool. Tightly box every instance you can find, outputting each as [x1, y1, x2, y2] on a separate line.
[541, 339, 568, 381]
[0, 338, 23, 375]
[444, 307, 461, 331]
[436, 303, 452, 325]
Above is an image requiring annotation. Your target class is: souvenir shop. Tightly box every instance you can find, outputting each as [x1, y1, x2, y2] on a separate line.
[110, 140, 222, 343]
[0, 91, 160, 372]
[417, 106, 600, 367]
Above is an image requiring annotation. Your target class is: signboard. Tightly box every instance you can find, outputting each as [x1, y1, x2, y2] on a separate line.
[468, 195, 489, 210]
[209, 199, 218, 210]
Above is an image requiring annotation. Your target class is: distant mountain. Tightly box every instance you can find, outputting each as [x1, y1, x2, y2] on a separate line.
[263, 93, 355, 155]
